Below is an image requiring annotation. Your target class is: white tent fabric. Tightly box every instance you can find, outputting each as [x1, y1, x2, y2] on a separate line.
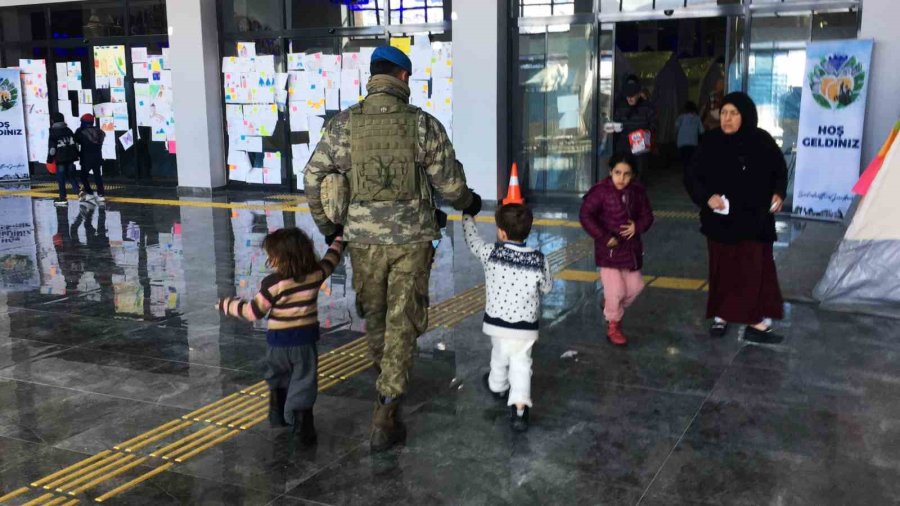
[814, 135, 900, 317]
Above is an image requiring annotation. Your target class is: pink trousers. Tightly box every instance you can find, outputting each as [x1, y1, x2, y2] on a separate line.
[599, 268, 645, 322]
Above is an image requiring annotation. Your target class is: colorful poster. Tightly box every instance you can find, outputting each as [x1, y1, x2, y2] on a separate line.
[0, 70, 30, 180]
[93, 45, 127, 88]
[793, 39, 875, 219]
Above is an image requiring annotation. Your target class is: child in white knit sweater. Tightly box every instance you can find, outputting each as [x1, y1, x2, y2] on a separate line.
[462, 204, 552, 432]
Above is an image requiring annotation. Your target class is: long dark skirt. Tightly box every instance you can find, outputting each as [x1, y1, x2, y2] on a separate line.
[706, 239, 784, 324]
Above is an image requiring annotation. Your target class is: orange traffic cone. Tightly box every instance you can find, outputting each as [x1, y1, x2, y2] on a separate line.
[502, 162, 524, 205]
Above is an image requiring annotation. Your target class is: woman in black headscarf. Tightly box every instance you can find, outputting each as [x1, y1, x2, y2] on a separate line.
[684, 92, 788, 343]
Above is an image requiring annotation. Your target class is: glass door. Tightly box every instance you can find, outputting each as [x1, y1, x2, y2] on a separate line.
[512, 22, 598, 198]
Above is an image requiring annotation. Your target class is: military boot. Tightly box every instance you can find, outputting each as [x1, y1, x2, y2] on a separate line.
[370, 396, 406, 452]
[293, 409, 317, 447]
[268, 389, 288, 428]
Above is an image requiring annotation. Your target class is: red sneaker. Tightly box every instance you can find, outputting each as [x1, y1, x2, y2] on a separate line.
[607, 321, 628, 347]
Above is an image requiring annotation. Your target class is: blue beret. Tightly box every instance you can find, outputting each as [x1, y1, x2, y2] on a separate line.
[371, 46, 412, 74]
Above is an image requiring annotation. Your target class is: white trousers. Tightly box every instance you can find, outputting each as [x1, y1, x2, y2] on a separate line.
[488, 336, 537, 408]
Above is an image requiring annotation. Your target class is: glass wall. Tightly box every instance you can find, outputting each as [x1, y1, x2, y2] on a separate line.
[218, 0, 453, 191]
[512, 23, 597, 196]
[0, 1, 173, 184]
[511, 0, 861, 197]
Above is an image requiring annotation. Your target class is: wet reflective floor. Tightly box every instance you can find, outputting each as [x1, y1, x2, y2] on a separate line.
[1, 180, 899, 505]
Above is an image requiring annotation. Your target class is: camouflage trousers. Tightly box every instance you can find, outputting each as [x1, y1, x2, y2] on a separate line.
[349, 242, 434, 397]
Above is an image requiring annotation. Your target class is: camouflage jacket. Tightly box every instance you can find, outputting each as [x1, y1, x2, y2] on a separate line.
[303, 74, 474, 245]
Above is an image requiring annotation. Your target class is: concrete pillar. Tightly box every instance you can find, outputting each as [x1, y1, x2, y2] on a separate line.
[167, 0, 226, 191]
[861, 0, 900, 165]
[453, 0, 507, 201]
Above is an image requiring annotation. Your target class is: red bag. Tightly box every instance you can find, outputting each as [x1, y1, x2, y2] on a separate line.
[46, 161, 57, 174]
[628, 129, 652, 155]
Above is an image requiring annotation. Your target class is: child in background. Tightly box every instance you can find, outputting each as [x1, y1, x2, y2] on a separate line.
[676, 101, 704, 168]
[47, 112, 80, 207]
[579, 153, 655, 346]
[74, 114, 106, 204]
[218, 228, 344, 446]
[463, 204, 552, 432]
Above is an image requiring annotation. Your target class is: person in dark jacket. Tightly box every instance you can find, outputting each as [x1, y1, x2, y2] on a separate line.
[683, 92, 788, 344]
[580, 152, 655, 346]
[48, 112, 80, 206]
[614, 77, 656, 176]
[74, 113, 106, 204]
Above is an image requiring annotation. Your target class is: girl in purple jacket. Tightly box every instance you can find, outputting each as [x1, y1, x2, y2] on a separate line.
[579, 153, 655, 346]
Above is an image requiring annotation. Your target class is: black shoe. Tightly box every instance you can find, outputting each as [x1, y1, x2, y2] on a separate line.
[482, 372, 509, 402]
[709, 320, 728, 338]
[268, 389, 288, 428]
[54, 199, 68, 207]
[510, 406, 529, 432]
[743, 326, 784, 344]
[293, 409, 317, 446]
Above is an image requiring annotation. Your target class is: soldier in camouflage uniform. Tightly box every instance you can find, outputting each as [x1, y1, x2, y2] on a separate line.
[303, 46, 483, 452]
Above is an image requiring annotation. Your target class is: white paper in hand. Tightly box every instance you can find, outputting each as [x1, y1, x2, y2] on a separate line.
[713, 195, 730, 215]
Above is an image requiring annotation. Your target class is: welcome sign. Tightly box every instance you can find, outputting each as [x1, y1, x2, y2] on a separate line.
[793, 39, 874, 220]
[0, 68, 29, 181]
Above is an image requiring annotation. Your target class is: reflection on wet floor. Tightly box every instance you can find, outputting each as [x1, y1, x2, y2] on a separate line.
[1, 185, 899, 505]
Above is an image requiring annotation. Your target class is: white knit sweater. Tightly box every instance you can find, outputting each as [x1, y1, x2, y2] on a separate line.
[462, 216, 553, 339]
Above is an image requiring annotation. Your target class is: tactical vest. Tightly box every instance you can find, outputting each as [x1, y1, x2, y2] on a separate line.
[349, 93, 425, 203]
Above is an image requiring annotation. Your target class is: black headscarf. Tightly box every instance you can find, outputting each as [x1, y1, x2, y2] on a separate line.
[720, 92, 759, 133]
[715, 91, 763, 159]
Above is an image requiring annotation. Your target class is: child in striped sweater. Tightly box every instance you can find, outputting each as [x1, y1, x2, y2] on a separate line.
[218, 227, 344, 446]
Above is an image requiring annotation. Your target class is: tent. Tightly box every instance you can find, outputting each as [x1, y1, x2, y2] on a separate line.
[813, 120, 900, 317]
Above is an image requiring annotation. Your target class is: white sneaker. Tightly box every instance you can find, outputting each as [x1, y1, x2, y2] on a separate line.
[96, 195, 105, 204]
[78, 191, 86, 201]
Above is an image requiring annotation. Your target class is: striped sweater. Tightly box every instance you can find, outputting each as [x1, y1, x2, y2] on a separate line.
[219, 239, 344, 346]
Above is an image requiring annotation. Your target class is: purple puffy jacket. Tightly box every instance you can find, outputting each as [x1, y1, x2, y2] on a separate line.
[579, 177, 654, 271]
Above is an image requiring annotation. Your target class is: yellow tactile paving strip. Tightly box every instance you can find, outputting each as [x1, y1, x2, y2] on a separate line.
[0, 188, 694, 227]
[556, 269, 710, 292]
[0, 236, 594, 504]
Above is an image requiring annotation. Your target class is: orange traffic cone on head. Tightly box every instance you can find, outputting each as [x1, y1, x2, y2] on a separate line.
[502, 162, 524, 205]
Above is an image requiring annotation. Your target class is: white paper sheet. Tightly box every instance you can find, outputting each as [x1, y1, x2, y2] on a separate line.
[302, 52, 323, 72]
[308, 115, 325, 150]
[340, 70, 361, 110]
[411, 36, 433, 79]
[18, 59, 46, 74]
[133, 62, 149, 80]
[292, 143, 312, 175]
[342, 52, 360, 71]
[232, 135, 263, 152]
[289, 107, 309, 132]
[245, 167, 264, 184]
[102, 134, 117, 160]
[287, 53, 304, 71]
[131, 47, 148, 63]
[252, 55, 276, 74]
[321, 54, 342, 73]
[111, 87, 127, 103]
[237, 42, 256, 58]
[118, 129, 134, 150]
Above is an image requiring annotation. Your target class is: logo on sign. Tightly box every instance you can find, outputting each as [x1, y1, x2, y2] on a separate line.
[808, 54, 866, 110]
[0, 78, 18, 111]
